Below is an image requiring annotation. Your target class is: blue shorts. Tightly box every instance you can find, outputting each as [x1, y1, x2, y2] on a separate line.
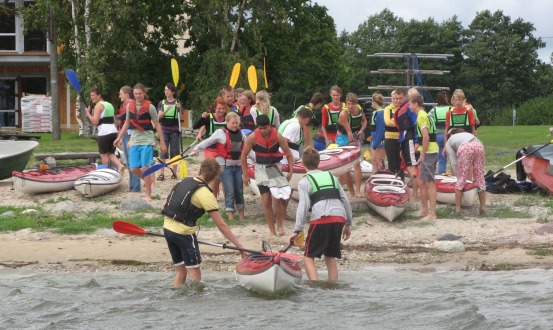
[336, 134, 349, 147]
[129, 145, 154, 168]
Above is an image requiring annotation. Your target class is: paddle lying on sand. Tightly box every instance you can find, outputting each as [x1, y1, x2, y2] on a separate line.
[142, 140, 198, 178]
[112, 221, 302, 260]
[65, 69, 88, 107]
[485, 139, 553, 180]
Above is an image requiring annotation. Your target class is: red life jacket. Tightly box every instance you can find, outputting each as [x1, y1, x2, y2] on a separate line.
[216, 127, 243, 160]
[253, 127, 286, 164]
[127, 100, 154, 131]
[117, 100, 129, 130]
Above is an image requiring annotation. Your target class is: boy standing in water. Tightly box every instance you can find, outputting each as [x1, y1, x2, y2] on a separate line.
[288, 148, 352, 281]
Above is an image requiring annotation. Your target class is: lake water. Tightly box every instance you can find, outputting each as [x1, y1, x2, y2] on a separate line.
[1, 266, 552, 329]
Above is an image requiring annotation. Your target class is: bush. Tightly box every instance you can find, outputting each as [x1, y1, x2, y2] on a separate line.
[516, 95, 553, 125]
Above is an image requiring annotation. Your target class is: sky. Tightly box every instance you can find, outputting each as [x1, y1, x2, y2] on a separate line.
[314, 0, 553, 63]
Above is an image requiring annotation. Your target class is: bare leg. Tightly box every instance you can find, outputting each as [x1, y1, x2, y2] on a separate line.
[143, 166, 153, 201]
[304, 256, 318, 281]
[283, 199, 294, 220]
[99, 153, 110, 166]
[172, 164, 179, 178]
[226, 211, 234, 220]
[159, 157, 166, 177]
[187, 267, 201, 282]
[454, 190, 463, 214]
[478, 190, 486, 213]
[342, 172, 355, 198]
[238, 208, 245, 220]
[173, 264, 187, 288]
[354, 162, 363, 197]
[261, 192, 276, 236]
[419, 179, 429, 217]
[273, 197, 285, 236]
[107, 153, 125, 172]
[324, 256, 338, 281]
[427, 181, 437, 219]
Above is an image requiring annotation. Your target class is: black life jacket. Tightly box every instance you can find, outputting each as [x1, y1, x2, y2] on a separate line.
[162, 177, 212, 227]
[159, 100, 180, 127]
[240, 105, 255, 131]
[216, 127, 243, 160]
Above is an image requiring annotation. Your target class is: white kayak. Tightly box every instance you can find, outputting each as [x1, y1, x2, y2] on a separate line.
[74, 168, 123, 197]
[12, 165, 96, 194]
[236, 254, 302, 294]
[435, 175, 478, 206]
[351, 159, 373, 179]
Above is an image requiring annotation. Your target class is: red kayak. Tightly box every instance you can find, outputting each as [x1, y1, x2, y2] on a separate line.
[435, 175, 478, 206]
[281, 142, 362, 190]
[365, 171, 410, 221]
[236, 254, 302, 294]
[12, 164, 96, 194]
[521, 144, 553, 194]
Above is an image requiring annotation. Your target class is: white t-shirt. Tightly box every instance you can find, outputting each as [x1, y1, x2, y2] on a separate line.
[279, 119, 301, 164]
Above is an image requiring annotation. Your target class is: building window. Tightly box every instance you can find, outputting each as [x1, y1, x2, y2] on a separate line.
[0, 3, 16, 51]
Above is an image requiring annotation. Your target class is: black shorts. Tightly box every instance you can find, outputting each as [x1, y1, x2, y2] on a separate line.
[401, 139, 417, 166]
[163, 228, 202, 267]
[97, 133, 117, 154]
[305, 221, 345, 259]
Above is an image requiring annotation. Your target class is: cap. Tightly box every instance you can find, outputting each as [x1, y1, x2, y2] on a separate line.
[256, 114, 270, 127]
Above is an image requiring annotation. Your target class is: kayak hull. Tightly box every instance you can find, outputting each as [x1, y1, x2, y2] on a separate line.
[236, 254, 302, 294]
[12, 165, 96, 194]
[74, 168, 123, 197]
[435, 175, 478, 206]
[365, 173, 410, 221]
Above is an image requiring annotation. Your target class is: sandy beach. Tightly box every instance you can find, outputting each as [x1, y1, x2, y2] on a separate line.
[1, 160, 553, 274]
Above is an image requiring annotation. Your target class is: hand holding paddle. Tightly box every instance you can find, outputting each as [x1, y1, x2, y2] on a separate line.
[142, 140, 198, 178]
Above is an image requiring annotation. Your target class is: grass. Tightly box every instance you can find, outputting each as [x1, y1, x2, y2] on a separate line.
[527, 248, 553, 257]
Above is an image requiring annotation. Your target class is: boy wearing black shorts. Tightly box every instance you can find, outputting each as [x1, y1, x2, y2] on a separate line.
[288, 148, 352, 281]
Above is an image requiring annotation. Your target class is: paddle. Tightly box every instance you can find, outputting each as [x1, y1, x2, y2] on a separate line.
[229, 63, 241, 88]
[112, 221, 302, 260]
[142, 141, 198, 178]
[263, 57, 268, 89]
[281, 231, 305, 253]
[65, 69, 88, 107]
[484, 139, 553, 180]
[247, 65, 258, 93]
[170, 58, 187, 179]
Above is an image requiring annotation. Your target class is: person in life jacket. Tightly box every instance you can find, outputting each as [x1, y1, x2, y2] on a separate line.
[237, 90, 256, 131]
[162, 158, 247, 288]
[157, 83, 183, 181]
[288, 148, 352, 281]
[277, 107, 313, 221]
[291, 92, 325, 148]
[114, 83, 167, 202]
[410, 93, 439, 221]
[427, 91, 451, 175]
[370, 92, 387, 173]
[336, 92, 368, 198]
[115, 86, 141, 192]
[313, 85, 345, 151]
[192, 96, 228, 198]
[384, 89, 402, 175]
[443, 89, 477, 160]
[251, 90, 281, 128]
[85, 87, 126, 172]
[395, 88, 421, 199]
[241, 114, 294, 237]
[193, 112, 247, 220]
[221, 85, 239, 113]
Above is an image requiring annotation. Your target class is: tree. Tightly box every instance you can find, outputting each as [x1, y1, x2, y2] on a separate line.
[461, 10, 545, 123]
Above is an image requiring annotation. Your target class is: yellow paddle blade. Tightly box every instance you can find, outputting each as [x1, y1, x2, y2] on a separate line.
[247, 65, 258, 93]
[364, 150, 371, 160]
[229, 63, 241, 88]
[180, 159, 187, 179]
[171, 58, 179, 86]
[328, 143, 338, 149]
[294, 231, 305, 246]
[168, 154, 182, 164]
[263, 57, 268, 89]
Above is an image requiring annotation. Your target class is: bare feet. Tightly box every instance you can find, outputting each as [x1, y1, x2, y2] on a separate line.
[226, 212, 234, 220]
[417, 211, 428, 218]
[277, 227, 285, 237]
[421, 215, 436, 221]
[143, 196, 152, 202]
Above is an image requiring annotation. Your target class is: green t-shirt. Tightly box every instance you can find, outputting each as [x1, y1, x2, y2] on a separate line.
[127, 103, 160, 146]
[416, 110, 439, 153]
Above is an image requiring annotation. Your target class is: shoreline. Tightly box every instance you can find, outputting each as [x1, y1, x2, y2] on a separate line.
[2, 160, 553, 274]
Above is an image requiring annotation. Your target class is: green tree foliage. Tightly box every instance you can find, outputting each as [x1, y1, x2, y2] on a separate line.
[461, 10, 546, 123]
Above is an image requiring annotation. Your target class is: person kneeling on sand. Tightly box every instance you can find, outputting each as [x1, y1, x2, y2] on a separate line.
[161, 158, 247, 288]
[288, 148, 352, 281]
